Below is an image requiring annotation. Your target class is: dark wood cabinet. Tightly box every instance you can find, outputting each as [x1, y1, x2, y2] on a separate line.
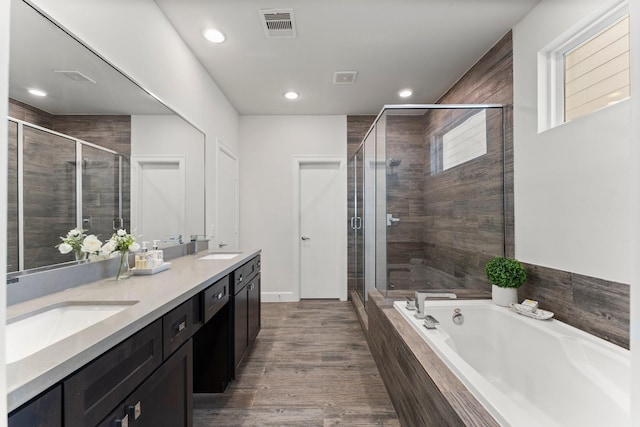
[97, 341, 193, 427]
[248, 274, 261, 343]
[193, 276, 231, 393]
[64, 320, 163, 427]
[10, 254, 260, 426]
[232, 256, 261, 372]
[233, 280, 249, 369]
[9, 385, 62, 427]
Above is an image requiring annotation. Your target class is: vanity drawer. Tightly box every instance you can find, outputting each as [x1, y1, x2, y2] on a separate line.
[64, 320, 162, 427]
[244, 255, 261, 282]
[163, 298, 195, 359]
[203, 276, 229, 323]
[233, 266, 245, 294]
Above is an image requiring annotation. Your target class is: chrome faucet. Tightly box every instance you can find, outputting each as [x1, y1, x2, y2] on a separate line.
[414, 291, 457, 319]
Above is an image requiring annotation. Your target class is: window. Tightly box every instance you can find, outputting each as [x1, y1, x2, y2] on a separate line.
[430, 110, 487, 174]
[564, 15, 629, 122]
[539, 1, 630, 131]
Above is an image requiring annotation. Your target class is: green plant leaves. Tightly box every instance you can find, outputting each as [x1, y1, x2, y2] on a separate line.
[485, 257, 526, 288]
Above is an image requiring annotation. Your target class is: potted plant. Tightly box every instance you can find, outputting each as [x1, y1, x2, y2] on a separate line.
[485, 256, 526, 306]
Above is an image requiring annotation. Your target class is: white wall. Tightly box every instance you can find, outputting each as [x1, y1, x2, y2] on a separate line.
[27, 0, 240, 244]
[0, 1, 9, 424]
[131, 115, 205, 240]
[239, 116, 347, 302]
[513, 0, 632, 284]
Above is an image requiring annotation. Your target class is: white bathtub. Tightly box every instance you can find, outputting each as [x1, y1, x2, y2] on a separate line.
[393, 300, 630, 427]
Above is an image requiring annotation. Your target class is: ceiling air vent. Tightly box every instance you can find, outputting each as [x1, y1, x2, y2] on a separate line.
[259, 9, 297, 38]
[333, 71, 358, 85]
[54, 70, 96, 84]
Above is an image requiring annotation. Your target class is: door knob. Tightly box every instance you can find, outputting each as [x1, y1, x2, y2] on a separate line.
[301, 236, 311, 241]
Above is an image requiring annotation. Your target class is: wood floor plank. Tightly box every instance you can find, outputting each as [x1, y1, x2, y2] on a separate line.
[194, 301, 400, 426]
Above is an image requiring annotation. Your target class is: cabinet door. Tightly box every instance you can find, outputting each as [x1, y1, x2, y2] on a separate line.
[248, 274, 261, 343]
[98, 340, 193, 427]
[233, 283, 249, 369]
[9, 385, 62, 427]
[64, 321, 163, 427]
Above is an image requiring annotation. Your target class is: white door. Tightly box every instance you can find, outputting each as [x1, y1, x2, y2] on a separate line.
[132, 157, 185, 243]
[216, 141, 239, 250]
[300, 162, 342, 299]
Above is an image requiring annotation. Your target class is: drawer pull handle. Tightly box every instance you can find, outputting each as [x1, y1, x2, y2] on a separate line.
[239, 275, 243, 282]
[116, 414, 129, 427]
[216, 292, 223, 300]
[175, 321, 187, 333]
[128, 401, 142, 420]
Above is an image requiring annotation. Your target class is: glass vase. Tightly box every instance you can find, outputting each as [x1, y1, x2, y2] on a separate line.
[116, 251, 131, 280]
[74, 250, 87, 262]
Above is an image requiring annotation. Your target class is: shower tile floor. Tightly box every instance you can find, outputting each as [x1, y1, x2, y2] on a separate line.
[193, 301, 400, 426]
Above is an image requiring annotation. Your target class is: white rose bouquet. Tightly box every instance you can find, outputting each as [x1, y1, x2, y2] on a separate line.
[102, 229, 140, 280]
[57, 228, 102, 261]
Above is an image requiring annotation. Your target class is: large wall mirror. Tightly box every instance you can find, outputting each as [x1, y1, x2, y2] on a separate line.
[7, 0, 206, 276]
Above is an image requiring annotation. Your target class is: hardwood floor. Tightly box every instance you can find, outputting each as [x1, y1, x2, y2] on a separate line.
[194, 301, 400, 426]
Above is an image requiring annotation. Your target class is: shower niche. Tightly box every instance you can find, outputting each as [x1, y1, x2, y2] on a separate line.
[348, 104, 506, 305]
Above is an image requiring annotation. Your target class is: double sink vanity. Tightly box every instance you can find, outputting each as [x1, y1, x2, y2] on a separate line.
[7, 249, 261, 426]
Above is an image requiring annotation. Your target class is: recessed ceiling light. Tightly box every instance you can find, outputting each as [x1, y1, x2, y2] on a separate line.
[398, 89, 413, 98]
[284, 91, 299, 100]
[28, 88, 47, 97]
[203, 28, 226, 43]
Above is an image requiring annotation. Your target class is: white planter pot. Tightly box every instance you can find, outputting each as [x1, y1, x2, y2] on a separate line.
[492, 285, 518, 307]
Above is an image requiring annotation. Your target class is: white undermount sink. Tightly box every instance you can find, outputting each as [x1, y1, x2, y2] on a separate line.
[200, 253, 241, 260]
[6, 301, 137, 364]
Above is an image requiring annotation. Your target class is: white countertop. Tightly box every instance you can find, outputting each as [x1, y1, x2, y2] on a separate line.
[7, 249, 260, 412]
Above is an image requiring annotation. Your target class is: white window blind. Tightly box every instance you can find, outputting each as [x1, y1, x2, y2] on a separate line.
[564, 15, 630, 121]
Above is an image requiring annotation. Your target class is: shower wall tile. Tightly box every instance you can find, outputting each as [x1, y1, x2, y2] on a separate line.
[9, 98, 53, 128]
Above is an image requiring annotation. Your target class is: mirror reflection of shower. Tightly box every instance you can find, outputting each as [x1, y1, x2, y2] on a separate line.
[387, 158, 401, 176]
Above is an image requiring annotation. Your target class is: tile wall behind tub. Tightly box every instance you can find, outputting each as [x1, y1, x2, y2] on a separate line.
[7, 99, 131, 270]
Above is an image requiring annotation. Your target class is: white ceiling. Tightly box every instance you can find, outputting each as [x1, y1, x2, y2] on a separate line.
[9, 0, 171, 116]
[154, 0, 540, 116]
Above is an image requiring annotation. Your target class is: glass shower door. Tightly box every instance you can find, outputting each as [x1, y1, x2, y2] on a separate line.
[82, 146, 121, 242]
[353, 147, 365, 303]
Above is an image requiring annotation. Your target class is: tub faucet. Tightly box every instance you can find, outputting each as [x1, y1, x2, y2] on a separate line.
[414, 291, 457, 319]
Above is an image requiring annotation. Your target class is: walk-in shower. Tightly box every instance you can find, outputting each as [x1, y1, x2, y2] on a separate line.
[7, 117, 125, 272]
[348, 104, 506, 305]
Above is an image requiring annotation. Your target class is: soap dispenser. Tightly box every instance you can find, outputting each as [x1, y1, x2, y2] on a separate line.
[152, 240, 164, 268]
[136, 241, 149, 269]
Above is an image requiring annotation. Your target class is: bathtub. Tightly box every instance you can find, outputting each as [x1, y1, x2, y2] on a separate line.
[393, 300, 630, 427]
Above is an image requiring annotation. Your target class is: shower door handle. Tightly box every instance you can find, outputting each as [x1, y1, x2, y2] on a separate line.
[301, 236, 311, 241]
[355, 217, 362, 230]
